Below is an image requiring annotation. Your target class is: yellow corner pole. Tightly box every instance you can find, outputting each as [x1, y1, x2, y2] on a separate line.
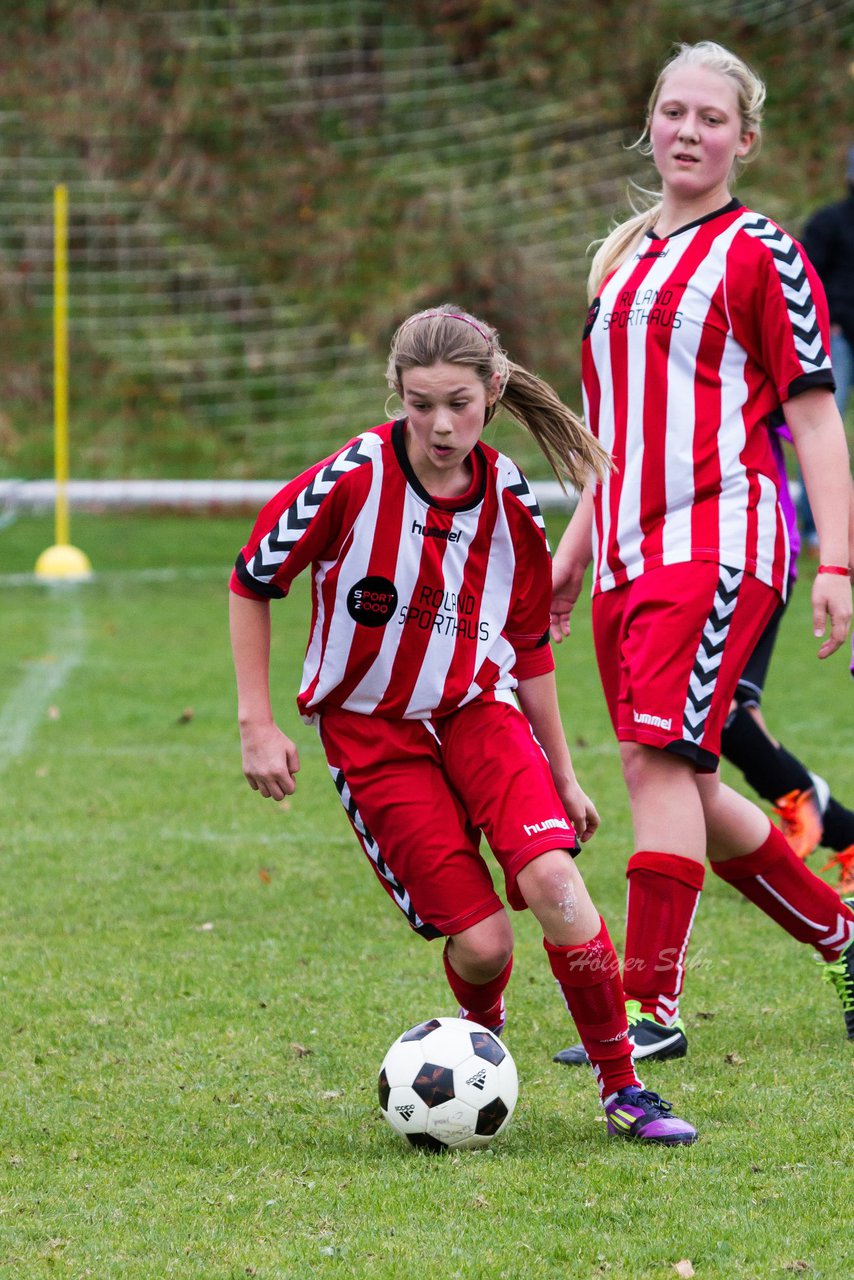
[54, 179, 70, 546]
[35, 183, 92, 580]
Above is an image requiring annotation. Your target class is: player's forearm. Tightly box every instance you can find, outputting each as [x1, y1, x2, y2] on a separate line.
[801, 446, 850, 566]
[787, 389, 851, 565]
[553, 488, 594, 583]
[229, 591, 276, 725]
[516, 670, 576, 785]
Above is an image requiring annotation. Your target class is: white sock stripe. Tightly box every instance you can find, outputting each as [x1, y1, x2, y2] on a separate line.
[668, 890, 702, 1011]
[824, 913, 854, 954]
[656, 995, 681, 1025]
[633, 886, 701, 1025]
[754, 874, 827, 931]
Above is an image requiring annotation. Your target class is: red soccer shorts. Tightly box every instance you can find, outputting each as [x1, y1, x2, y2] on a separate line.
[317, 695, 579, 939]
[592, 562, 779, 772]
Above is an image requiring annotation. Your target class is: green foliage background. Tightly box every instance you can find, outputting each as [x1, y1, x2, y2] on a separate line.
[0, 1, 851, 481]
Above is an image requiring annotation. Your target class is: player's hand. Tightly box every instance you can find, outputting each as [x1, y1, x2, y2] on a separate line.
[239, 720, 301, 799]
[549, 593, 575, 643]
[812, 572, 852, 660]
[557, 777, 601, 844]
[550, 562, 586, 644]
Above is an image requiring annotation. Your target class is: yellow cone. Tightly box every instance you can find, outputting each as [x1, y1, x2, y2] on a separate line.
[34, 543, 93, 581]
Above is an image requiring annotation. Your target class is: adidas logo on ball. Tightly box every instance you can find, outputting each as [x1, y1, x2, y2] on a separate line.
[466, 1068, 487, 1091]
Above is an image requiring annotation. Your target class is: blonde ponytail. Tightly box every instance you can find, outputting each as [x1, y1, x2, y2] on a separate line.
[587, 203, 662, 302]
[500, 362, 612, 490]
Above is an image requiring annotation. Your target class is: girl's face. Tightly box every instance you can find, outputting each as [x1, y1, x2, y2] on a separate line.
[649, 65, 754, 206]
[401, 362, 498, 498]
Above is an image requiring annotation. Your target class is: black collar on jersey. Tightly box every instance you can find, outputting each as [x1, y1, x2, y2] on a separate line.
[646, 196, 742, 242]
[392, 418, 487, 511]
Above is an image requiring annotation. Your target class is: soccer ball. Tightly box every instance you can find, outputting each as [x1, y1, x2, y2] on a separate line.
[378, 1017, 518, 1151]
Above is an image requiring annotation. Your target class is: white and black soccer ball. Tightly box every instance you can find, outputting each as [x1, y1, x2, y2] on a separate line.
[378, 1017, 518, 1151]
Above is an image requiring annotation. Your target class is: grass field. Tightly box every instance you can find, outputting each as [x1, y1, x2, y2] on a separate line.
[0, 512, 852, 1279]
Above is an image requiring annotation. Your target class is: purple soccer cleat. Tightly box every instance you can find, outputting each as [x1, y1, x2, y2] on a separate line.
[605, 1087, 697, 1146]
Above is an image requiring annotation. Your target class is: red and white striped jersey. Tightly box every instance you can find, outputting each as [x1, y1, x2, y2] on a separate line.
[231, 419, 554, 720]
[582, 200, 834, 596]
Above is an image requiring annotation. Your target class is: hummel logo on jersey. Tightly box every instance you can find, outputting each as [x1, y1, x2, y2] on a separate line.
[633, 710, 672, 730]
[395, 1104, 416, 1122]
[466, 1068, 488, 1092]
[411, 519, 461, 542]
[523, 817, 571, 838]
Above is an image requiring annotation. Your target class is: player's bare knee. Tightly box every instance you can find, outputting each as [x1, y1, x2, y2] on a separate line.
[447, 914, 513, 981]
[517, 849, 594, 921]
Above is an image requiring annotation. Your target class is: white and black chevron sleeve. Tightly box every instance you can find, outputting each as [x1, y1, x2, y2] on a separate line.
[502, 460, 547, 536]
[501, 464, 554, 677]
[739, 213, 835, 400]
[232, 436, 375, 599]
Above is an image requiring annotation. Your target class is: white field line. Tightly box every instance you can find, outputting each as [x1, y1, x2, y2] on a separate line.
[0, 565, 229, 589]
[0, 595, 86, 773]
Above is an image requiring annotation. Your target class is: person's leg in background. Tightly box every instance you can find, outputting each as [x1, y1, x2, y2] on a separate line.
[719, 597, 854, 896]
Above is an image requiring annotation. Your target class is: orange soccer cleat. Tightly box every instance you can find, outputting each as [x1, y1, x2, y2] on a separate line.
[822, 847, 854, 898]
[773, 787, 823, 861]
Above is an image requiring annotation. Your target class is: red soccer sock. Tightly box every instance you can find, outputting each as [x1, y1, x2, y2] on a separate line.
[544, 918, 639, 1100]
[624, 851, 706, 1025]
[711, 823, 854, 961]
[442, 945, 512, 1030]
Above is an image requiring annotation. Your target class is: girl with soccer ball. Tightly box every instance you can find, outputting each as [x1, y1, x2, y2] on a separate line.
[230, 303, 696, 1144]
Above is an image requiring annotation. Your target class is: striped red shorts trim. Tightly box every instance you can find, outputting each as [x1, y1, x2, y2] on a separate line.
[592, 563, 779, 771]
[317, 696, 578, 938]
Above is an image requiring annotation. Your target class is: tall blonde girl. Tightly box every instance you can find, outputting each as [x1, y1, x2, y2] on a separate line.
[551, 41, 854, 1071]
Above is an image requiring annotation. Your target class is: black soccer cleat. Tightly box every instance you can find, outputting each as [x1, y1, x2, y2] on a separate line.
[553, 1000, 688, 1066]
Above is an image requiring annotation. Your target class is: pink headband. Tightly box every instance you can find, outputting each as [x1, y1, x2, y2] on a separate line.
[402, 310, 493, 346]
